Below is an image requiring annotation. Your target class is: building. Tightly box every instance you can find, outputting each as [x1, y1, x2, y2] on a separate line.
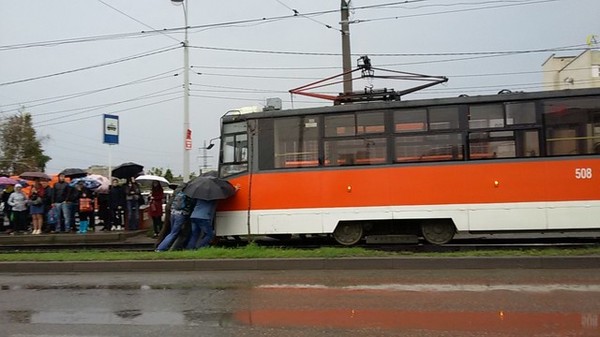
[542, 50, 600, 90]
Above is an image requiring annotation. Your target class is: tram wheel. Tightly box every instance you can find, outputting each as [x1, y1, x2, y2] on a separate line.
[333, 222, 363, 246]
[421, 221, 455, 245]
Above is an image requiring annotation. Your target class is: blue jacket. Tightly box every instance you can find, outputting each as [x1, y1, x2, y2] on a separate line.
[190, 199, 217, 220]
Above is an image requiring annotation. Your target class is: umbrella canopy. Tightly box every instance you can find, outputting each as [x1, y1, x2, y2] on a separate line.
[87, 174, 110, 194]
[69, 177, 101, 190]
[6, 177, 29, 189]
[0, 176, 18, 188]
[135, 174, 170, 187]
[60, 168, 88, 178]
[112, 162, 144, 179]
[19, 171, 51, 181]
[183, 176, 236, 201]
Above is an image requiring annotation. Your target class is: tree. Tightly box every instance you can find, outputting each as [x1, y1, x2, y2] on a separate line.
[164, 168, 174, 182]
[0, 110, 51, 174]
[147, 167, 164, 176]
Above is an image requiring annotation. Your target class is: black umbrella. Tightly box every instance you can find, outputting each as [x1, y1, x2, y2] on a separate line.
[183, 176, 236, 200]
[59, 168, 88, 178]
[112, 162, 144, 179]
[19, 171, 51, 181]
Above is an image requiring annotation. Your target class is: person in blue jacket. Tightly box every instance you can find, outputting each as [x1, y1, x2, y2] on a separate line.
[186, 198, 217, 250]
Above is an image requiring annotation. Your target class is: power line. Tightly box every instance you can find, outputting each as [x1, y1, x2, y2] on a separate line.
[189, 44, 589, 57]
[194, 71, 321, 80]
[274, 0, 342, 33]
[35, 95, 182, 128]
[353, 0, 560, 24]
[97, 0, 180, 44]
[0, 45, 180, 87]
[32, 86, 181, 118]
[33, 87, 181, 126]
[1, 69, 182, 112]
[0, 1, 425, 52]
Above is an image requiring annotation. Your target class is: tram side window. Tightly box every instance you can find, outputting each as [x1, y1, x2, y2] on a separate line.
[325, 112, 385, 137]
[506, 102, 536, 125]
[544, 98, 600, 155]
[469, 104, 504, 129]
[395, 133, 463, 162]
[357, 112, 385, 134]
[325, 114, 356, 137]
[273, 116, 319, 168]
[469, 131, 515, 159]
[324, 138, 387, 166]
[469, 129, 540, 159]
[394, 109, 427, 133]
[429, 106, 460, 130]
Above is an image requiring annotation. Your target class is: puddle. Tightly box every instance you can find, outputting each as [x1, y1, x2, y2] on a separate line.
[234, 308, 600, 334]
[1, 310, 235, 327]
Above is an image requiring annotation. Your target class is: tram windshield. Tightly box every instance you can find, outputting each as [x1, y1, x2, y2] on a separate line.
[220, 122, 248, 178]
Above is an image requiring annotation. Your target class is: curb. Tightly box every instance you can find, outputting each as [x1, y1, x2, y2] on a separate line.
[1, 256, 599, 273]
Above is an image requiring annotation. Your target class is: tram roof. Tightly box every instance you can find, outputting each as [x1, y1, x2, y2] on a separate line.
[222, 87, 600, 122]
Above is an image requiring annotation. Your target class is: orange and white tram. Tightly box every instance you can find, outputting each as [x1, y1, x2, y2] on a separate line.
[214, 88, 600, 245]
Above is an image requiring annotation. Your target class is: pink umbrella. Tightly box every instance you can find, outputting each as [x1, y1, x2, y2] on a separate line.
[0, 176, 18, 188]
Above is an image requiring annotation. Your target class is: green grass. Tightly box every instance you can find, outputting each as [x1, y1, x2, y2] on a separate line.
[1, 244, 599, 262]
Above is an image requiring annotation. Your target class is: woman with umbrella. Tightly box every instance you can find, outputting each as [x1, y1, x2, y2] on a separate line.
[148, 181, 164, 237]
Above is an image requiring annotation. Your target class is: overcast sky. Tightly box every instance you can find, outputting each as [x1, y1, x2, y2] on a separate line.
[1, 0, 598, 176]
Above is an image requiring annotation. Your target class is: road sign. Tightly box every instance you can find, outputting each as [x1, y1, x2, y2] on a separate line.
[185, 128, 192, 150]
[103, 114, 119, 144]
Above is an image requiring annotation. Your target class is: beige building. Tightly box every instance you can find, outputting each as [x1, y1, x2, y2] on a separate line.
[542, 49, 600, 90]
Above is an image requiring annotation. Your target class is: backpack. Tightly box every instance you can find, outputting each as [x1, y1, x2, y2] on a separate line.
[171, 191, 190, 211]
[79, 197, 93, 213]
[47, 206, 58, 225]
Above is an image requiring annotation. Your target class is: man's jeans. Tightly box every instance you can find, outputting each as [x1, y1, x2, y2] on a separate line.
[53, 202, 73, 232]
[187, 218, 214, 249]
[156, 213, 186, 251]
[127, 200, 139, 230]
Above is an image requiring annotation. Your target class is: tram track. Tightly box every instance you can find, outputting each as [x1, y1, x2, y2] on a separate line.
[0, 237, 598, 253]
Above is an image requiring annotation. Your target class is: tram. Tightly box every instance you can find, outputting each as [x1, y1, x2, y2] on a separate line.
[213, 87, 600, 245]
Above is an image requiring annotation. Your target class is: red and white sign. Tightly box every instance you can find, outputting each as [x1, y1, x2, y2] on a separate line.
[185, 129, 192, 150]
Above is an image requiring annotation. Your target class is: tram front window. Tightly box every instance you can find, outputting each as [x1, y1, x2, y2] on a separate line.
[220, 122, 248, 177]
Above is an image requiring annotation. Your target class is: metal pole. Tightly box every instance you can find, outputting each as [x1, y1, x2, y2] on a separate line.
[341, 0, 353, 94]
[182, 0, 191, 182]
[108, 144, 112, 181]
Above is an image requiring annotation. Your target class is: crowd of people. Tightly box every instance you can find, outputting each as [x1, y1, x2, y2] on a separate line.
[0, 173, 166, 236]
[1, 172, 228, 252]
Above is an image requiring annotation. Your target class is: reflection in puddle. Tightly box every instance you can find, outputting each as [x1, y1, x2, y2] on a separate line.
[234, 308, 600, 334]
[1, 310, 234, 327]
[231, 283, 600, 335]
[6, 310, 32, 324]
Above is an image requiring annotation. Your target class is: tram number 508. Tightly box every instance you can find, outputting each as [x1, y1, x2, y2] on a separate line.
[575, 168, 593, 179]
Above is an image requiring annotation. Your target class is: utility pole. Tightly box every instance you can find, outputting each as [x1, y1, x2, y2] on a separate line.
[341, 0, 353, 94]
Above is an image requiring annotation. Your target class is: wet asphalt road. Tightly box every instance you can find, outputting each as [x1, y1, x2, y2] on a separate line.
[0, 269, 599, 337]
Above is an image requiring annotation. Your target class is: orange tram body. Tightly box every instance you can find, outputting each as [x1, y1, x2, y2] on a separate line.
[215, 88, 600, 245]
